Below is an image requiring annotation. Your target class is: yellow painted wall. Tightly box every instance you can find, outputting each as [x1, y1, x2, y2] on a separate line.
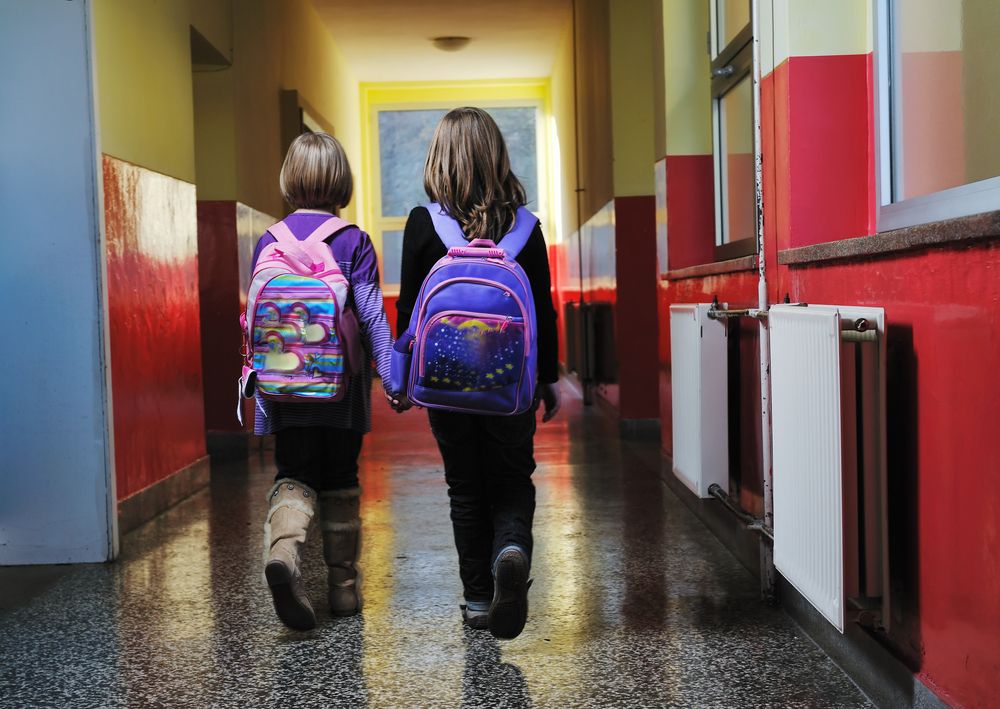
[225, 0, 359, 219]
[609, 0, 656, 196]
[190, 0, 233, 61]
[192, 68, 237, 200]
[663, 0, 713, 157]
[573, 0, 615, 223]
[550, 24, 580, 241]
[770, 0, 872, 73]
[96, 0, 359, 219]
[93, 0, 199, 183]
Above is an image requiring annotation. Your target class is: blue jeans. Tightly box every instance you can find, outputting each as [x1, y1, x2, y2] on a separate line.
[429, 408, 537, 603]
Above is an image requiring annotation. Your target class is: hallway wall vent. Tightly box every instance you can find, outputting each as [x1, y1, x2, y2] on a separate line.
[769, 305, 887, 634]
[669, 304, 729, 497]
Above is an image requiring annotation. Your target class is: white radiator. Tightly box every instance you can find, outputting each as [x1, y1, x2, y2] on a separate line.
[769, 304, 886, 632]
[669, 304, 729, 497]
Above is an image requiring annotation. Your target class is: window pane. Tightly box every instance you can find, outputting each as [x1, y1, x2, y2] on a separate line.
[719, 0, 750, 48]
[378, 107, 539, 218]
[379, 109, 447, 218]
[893, 0, 1000, 201]
[486, 107, 539, 210]
[381, 230, 404, 287]
[721, 75, 755, 243]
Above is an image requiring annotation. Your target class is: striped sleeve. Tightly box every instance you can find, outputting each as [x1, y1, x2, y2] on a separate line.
[350, 232, 393, 384]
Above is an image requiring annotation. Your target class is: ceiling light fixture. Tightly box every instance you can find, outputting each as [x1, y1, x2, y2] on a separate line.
[431, 36, 471, 52]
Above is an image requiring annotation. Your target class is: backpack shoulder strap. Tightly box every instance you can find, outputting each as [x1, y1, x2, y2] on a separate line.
[497, 207, 539, 258]
[304, 216, 353, 244]
[267, 220, 297, 244]
[425, 203, 468, 249]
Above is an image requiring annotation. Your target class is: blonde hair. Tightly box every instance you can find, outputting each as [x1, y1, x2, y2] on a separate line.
[423, 107, 526, 241]
[280, 132, 353, 212]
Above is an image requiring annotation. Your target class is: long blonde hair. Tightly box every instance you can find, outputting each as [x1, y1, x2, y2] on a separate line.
[423, 107, 526, 241]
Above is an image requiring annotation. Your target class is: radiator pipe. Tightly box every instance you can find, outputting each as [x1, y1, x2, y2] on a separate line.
[751, 0, 777, 601]
[708, 483, 774, 542]
[707, 307, 768, 321]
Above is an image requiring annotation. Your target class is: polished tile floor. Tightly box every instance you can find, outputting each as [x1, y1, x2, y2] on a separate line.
[0, 385, 871, 708]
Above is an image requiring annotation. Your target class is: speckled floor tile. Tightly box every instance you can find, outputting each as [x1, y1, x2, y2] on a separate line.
[0, 386, 871, 708]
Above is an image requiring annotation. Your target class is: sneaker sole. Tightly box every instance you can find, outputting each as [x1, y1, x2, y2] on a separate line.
[488, 550, 529, 639]
[265, 560, 316, 631]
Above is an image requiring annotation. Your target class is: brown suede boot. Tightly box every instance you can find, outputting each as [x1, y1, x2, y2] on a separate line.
[319, 487, 362, 616]
[263, 479, 318, 630]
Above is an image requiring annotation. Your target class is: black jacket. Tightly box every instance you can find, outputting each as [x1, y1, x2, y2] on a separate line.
[395, 205, 559, 384]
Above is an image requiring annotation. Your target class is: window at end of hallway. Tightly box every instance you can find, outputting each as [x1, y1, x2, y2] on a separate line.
[373, 105, 542, 293]
[877, 0, 1000, 231]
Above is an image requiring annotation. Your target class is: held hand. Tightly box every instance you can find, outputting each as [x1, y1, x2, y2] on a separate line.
[384, 388, 413, 413]
[537, 382, 560, 423]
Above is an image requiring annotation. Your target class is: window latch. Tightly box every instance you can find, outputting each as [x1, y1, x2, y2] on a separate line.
[712, 65, 736, 79]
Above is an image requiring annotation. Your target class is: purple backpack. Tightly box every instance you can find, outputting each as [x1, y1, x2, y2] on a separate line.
[391, 203, 539, 415]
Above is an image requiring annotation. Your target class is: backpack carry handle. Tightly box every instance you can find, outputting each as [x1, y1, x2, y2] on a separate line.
[449, 238, 504, 259]
[448, 244, 506, 259]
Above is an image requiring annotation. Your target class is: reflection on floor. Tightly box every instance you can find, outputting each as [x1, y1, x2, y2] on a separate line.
[0, 383, 870, 707]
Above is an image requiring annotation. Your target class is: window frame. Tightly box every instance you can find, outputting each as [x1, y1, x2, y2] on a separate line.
[365, 95, 549, 295]
[710, 0, 757, 260]
[875, 0, 1000, 233]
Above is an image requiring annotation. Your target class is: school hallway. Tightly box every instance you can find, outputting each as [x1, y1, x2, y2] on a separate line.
[6, 1, 1000, 706]
[0, 385, 868, 708]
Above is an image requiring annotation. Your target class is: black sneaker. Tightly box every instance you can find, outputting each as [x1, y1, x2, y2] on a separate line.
[488, 546, 530, 639]
[461, 602, 490, 630]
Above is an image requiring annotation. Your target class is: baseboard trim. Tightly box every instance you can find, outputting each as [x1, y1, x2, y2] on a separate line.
[117, 456, 210, 534]
[778, 576, 949, 709]
[207, 430, 251, 461]
[660, 458, 762, 578]
[660, 454, 948, 709]
[619, 417, 661, 441]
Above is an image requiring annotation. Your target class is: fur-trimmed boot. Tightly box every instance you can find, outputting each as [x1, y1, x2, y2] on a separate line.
[319, 487, 362, 616]
[264, 479, 318, 631]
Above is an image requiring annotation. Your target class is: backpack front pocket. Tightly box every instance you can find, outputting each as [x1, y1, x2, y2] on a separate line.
[417, 312, 526, 393]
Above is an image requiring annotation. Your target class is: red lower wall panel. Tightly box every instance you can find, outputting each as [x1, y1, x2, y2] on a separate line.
[665, 155, 715, 270]
[614, 196, 660, 420]
[778, 245, 1000, 709]
[384, 295, 399, 339]
[103, 156, 206, 501]
[197, 201, 241, 433]
[778, 54, 876, 250]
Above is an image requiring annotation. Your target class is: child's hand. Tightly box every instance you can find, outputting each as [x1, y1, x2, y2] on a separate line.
[384, 389, 413, 413]
[537, 382, 560, 422]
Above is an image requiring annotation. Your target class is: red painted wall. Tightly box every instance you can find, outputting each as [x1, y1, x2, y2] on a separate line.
[103, 156, 206, 501]
[665, 155, 715, 270]
[197, 201, 243, 433]
[770, 55, 876, 252]
[778, 246, 1000, 708]
[656, 50, 999, 708]
[614, 196, 660, 420]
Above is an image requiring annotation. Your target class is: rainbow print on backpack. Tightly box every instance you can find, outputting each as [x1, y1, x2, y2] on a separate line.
[241, 216, 353, 409]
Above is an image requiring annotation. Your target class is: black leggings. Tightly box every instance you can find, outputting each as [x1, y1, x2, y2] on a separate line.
[429, 408, 537, 603]
[273, 426, 363, 492]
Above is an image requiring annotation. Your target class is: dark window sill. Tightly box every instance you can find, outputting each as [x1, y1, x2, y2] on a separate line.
[663, 255, 758, 281]
[778, 209, 1000, 267]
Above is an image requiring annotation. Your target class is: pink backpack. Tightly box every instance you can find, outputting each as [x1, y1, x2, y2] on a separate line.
[238, 216, 362, 418]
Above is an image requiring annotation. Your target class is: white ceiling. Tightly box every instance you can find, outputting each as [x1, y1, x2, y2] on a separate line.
[310, 0, 572, 82]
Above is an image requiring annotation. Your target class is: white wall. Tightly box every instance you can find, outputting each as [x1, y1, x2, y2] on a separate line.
[0, 0, 116, 563]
